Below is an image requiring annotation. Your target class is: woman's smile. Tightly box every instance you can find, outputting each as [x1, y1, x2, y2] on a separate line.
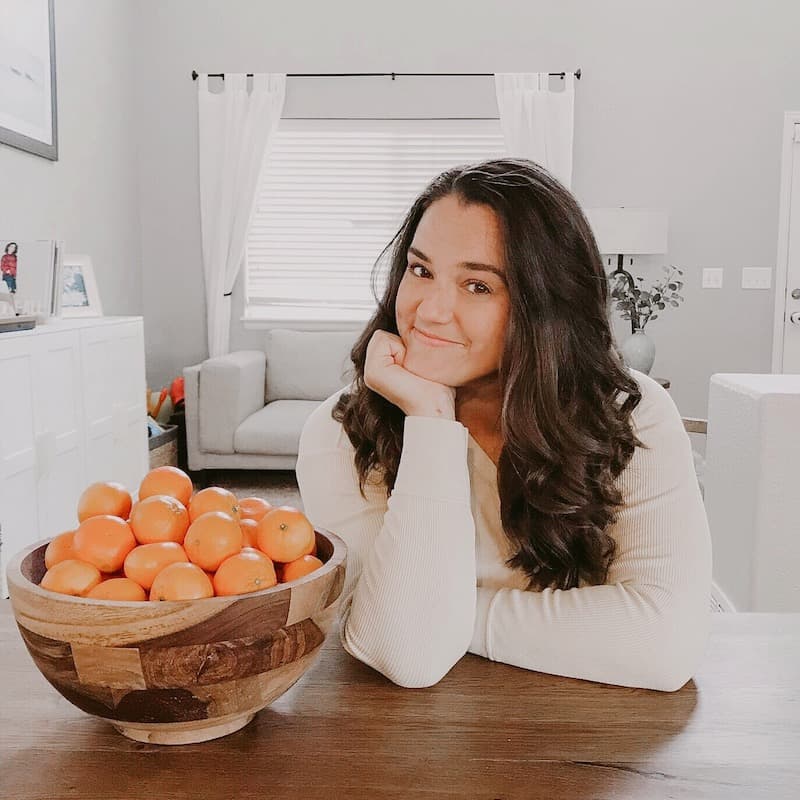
[412, 327, 462, 347]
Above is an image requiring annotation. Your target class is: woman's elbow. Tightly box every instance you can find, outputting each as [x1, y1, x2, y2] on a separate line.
[340, 626, 460, 689]
[643, 618, 711, 692]
[386, 659, 456, 689]
[644, 665, 695, 693]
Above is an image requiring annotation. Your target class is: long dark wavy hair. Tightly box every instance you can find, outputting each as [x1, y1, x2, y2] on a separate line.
[331, 158, 647, 592]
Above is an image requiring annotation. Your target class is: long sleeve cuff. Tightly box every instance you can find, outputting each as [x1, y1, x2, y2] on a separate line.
[394, 415, 470, 504]
[470, 586, 498, 659]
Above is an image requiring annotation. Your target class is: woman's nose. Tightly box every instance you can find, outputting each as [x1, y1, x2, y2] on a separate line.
[417, 285, 456, 321]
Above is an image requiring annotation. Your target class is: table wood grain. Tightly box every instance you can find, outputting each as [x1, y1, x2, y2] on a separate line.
[1, 600, 798, 799]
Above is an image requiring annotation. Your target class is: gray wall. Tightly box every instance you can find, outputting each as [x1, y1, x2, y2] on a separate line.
[0, 0, 142, 318]
[134, 0, 800, 442]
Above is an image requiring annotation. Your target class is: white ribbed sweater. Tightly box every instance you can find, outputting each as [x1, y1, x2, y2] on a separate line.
[295, 369, 712, 692]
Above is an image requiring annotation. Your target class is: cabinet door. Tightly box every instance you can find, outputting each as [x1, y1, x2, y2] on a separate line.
[110, 320, 148, 494]
[0, 338, 39, 597]
[80, 321, 148, 495]
[31, 330, 85, 542]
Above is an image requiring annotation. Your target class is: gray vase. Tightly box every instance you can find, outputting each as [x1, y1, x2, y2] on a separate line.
[620, 329, 655, 374]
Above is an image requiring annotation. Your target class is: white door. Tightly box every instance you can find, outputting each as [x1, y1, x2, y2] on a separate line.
[80, 320, 148, 496]
[773, 116, 800, 373]
[110, 320, 149, 495]
[31, 329, 85, 541]
[0, 337, 39, 597]
[81, 323, 118, 487]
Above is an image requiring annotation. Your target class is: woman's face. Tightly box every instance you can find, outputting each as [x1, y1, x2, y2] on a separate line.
[395, 194, 510, 389]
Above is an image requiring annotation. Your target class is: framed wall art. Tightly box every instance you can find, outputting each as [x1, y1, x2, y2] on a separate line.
[0, 0, 59, 160]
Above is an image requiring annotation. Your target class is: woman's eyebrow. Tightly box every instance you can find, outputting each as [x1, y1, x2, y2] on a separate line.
[407, 246, 506, 283]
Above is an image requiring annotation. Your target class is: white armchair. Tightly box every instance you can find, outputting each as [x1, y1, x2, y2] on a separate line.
[183, 328, 361, 474]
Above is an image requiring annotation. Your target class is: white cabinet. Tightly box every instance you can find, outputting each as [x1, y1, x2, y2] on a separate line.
[0, 317, 148, 597]
[80, 320, 148, 492]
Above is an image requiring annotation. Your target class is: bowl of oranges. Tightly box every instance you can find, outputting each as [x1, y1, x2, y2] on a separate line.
[6, 466, 346, 745]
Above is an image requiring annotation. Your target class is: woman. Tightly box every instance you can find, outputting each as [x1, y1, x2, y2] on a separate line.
[296, 158, 712, 692]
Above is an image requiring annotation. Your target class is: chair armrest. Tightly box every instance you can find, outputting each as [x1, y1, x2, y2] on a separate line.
[196, 350, 266, 454]
[182, 363, 203, 470]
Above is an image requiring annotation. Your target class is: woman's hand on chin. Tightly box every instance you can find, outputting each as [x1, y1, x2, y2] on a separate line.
[364, 329, 456, 419]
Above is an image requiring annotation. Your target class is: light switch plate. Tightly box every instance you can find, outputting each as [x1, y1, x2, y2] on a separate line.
[702, 268, 724, 288]
[741, 267, 772, 289]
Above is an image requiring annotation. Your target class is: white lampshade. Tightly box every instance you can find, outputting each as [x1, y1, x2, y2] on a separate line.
[584, 208, 669, 255]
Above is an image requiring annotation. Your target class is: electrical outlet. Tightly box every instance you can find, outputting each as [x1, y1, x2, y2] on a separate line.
[702, 268, 724, 288]
[741, 267, 772, 289]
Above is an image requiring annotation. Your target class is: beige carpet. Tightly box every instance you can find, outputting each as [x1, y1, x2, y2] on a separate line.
[192, 469, 303, 511]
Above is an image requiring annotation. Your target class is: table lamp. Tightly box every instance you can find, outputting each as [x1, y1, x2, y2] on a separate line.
[584, 207, 669, 331]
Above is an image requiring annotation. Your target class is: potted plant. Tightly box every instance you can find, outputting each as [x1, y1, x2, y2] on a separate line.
[609, 264, 685, 374]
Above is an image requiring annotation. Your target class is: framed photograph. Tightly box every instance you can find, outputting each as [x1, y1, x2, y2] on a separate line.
[0, 0, 59, 160]
[0, 239, 59, 319]
[61, 254, 103, 318]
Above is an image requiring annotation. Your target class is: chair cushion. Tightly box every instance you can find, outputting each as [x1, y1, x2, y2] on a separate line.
[264, 328, 361, 403]
[234, 400, 322, 456]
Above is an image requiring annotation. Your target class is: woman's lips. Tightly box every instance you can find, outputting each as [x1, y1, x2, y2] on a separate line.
[413, 327, 460, 347]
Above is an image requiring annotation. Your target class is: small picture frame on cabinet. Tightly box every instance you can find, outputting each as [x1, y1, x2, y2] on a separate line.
[0, 239, 61, 321]
[61, 254, 103, 318]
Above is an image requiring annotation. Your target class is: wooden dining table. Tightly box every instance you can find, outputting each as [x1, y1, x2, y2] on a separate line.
[1, 599, 798, 800]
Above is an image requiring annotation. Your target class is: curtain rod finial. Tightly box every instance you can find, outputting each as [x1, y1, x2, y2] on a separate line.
[192, 70, 199, 81]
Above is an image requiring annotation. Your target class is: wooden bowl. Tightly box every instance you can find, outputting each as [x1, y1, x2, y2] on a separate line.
[6, 529, 346, 745]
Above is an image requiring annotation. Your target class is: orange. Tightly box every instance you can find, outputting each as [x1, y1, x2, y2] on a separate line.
[44, 530, 76, 569]
[40, 559, 102, 597]
[281, 554, 324, 584]
[123, 541, 189, 590]
[129, 495, 190, 545]
[138, 466, 193, 507]
[86, 577, 147, 601]
[184, 511, 243, 572]
[239, 518, 259, 548]
[213, 549, 277, 596]
[150, 562, 215, 601]
[77, 481, 132, 523]
[188, 486, 240, 523]
[256, 506, 315, 563]
[72, 515, 137, 573]
[238, 496, 273, 522]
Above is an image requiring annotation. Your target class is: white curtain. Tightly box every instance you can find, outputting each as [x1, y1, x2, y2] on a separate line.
[197, 73, 286, 357]
[494, 72, 575, 190]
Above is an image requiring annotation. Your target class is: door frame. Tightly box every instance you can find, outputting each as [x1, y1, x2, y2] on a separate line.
[771, 111, 800, 372]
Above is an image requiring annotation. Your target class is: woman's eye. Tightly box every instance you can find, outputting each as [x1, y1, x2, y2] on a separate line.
[406, 264, 491, 295]
[407, 264, 429, 278]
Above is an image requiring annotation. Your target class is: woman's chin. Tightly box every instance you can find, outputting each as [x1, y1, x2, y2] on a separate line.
[403, 356, 454, 382]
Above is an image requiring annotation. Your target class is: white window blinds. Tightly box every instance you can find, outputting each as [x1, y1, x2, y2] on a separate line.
[245, 118, 507, 322]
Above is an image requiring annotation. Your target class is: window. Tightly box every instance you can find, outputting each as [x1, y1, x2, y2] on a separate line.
[244, 118, 507, 325]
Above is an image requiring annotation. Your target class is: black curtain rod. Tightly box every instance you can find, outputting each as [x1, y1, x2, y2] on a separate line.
[191, 69, 581, 81]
